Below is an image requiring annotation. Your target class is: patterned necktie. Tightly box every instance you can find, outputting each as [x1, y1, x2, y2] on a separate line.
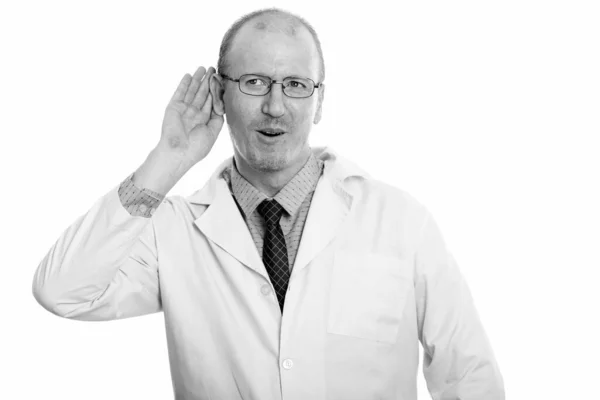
[257, 199, 290, 312]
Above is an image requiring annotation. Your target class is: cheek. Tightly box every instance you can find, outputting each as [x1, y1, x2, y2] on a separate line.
[225, 95, 256, 128]
[292, 102, 316, 127]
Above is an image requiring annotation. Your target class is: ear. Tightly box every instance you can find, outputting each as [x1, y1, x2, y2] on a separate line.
[313, 83, 325, 124]
[210, 74, 225, 116]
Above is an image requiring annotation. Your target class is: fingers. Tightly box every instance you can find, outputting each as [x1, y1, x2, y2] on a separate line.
[183, 66, 207, 104]
[200, 93, 213, 116]
[207, 101, 225, 135]
[171, 74, 192, 103]
[191, 67, 215, 109]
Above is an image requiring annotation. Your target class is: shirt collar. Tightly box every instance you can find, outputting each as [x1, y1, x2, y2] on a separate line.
[188, 146, 369, 206]
[229, 152, 323, 218]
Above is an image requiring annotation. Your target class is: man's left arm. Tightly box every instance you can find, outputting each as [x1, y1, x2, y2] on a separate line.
[414, 210, 505, 400]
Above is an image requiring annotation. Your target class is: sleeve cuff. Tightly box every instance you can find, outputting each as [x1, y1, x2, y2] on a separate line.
[117, 173, 166, 218]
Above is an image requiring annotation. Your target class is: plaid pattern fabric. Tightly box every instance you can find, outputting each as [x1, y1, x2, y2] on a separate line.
[118, 173, 165, 217]
[226, 154, 324, 270]
[257, 199, 290, 312]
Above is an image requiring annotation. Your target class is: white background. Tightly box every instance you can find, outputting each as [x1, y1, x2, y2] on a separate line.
[1, 0, 599, 398]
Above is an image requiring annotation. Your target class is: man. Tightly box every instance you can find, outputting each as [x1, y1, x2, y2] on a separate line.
[33, 7, 504, 400]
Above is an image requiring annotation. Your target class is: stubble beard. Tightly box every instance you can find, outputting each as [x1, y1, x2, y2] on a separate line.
[229, 125, 293, 173]
[246, 146, 291, 173]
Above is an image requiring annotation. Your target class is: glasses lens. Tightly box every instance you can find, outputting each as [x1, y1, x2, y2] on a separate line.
[239, 75, 271, 95]
[283, 77, 315, 98]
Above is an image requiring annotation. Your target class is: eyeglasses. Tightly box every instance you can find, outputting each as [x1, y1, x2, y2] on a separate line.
[220, 73, 322, 98]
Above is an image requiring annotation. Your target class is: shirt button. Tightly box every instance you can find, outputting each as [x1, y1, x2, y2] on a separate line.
[138, 204, 148, 213]
[282, 359, 294, 370]
[260, 284, 271, 295]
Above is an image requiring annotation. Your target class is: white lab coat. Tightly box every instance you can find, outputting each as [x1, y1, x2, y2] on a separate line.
[33, 147, 504, 400]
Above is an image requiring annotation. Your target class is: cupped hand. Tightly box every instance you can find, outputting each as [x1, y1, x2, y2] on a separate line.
[159, 66, 224, 167]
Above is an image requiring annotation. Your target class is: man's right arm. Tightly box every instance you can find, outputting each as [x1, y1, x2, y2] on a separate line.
[32, 66, 224, 321]
[32, 172, 165, 321]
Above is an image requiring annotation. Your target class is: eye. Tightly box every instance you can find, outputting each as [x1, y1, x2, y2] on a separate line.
[287, 80, 307, 89]
[246, 77, 268, 86]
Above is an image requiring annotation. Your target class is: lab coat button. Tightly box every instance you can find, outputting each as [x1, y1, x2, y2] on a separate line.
[282, 359, 294, 369]
[138, 204, 148, 213]
[260, 284, 271, 295]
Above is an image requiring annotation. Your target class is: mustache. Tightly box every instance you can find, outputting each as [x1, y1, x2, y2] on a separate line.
[252, 119, 292, 131]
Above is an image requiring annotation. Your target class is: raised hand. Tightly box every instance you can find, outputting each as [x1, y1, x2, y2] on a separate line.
[159, 66, 225, 167]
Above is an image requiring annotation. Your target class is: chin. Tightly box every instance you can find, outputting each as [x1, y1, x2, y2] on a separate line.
[249, 152, 291, 172]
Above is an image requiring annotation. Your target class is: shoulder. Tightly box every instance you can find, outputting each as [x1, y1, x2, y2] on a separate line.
[326, 152, 428, 217]
[152, 157, 233, 222]
[151, 194, 209, 225]
[327, 153, 432, 256]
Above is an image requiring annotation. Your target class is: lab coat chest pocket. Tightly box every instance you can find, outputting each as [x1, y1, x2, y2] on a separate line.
[327, 252, 409, 344]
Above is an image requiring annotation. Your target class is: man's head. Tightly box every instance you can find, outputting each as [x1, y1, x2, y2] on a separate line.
[210, 8, 325, 175]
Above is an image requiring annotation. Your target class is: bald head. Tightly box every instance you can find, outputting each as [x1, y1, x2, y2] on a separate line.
[217, 8, 325, 83]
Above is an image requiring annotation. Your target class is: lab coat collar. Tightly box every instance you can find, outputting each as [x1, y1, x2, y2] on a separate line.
[188, 147, 369, 277]
[187, 146, 369, 206]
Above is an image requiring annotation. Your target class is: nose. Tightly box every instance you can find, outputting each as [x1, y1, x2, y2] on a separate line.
[261, 83, 286, 118]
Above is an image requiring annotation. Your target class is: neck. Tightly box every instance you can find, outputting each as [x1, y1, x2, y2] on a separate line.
[235, 149, 311, 197]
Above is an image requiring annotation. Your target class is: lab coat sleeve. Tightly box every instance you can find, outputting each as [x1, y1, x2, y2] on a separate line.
[414, 210, 505, 400]
[32, 181, 162, 321]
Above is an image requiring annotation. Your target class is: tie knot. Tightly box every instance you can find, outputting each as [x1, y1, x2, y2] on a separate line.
[257, 200, 285, 225]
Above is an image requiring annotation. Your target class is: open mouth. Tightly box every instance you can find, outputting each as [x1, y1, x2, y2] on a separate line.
[257, 129, 286, 137]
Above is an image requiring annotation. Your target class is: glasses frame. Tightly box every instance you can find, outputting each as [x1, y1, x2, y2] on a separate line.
[220, 73, 322, 98]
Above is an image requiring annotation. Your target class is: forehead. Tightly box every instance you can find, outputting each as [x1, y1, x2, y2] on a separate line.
[227, 16, 319, 80]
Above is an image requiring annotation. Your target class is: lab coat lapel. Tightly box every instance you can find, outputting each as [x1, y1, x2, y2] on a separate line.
[292, 174, 352, 275]
[192, 173, 266, 278]
[188, 148, 366, 280]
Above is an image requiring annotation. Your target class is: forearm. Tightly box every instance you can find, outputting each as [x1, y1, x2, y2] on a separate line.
[133, 145, 193, 195]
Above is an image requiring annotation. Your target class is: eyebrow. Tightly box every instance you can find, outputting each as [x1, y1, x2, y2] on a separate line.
[247, 73, 312, 80]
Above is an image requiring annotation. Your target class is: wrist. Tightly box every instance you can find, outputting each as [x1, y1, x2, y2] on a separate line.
[133, 147, 193, 195]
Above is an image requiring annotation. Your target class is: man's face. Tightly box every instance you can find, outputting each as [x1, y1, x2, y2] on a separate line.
[219, 19, 324, 174]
